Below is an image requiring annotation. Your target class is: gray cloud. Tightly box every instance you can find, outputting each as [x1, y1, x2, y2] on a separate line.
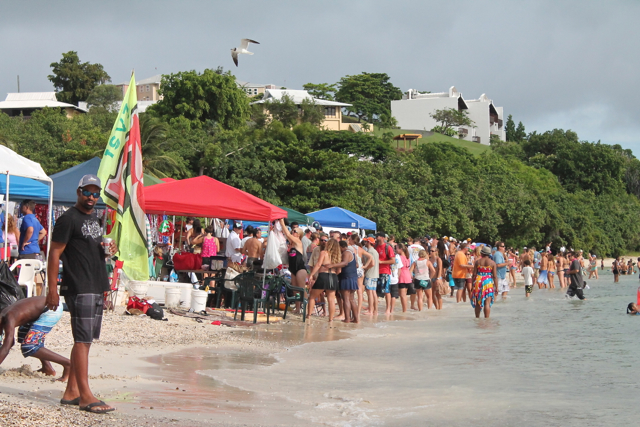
[1, 0, 638, 152]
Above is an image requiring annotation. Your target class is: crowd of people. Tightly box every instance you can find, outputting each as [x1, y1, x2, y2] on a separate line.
[222, 223, 597, 321]
[0, 199, 48, 264]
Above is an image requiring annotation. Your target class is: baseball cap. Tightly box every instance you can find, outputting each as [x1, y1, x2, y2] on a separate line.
[364, 237, 375, 244]
[78, 174, 102, 189]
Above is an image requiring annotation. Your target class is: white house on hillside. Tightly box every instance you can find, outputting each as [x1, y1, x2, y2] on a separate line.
[0, 92, 87, 118]
[391, 86, 505, 145]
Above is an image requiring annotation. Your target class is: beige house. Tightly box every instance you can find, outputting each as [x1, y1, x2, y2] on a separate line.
[252, 89, 372, 132]
[115, 74, 162, 102]
[0, 92, 87, 118]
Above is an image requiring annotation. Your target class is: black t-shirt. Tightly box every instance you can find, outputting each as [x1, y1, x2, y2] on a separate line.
[52, 207, 109, 296]
[569, 259, 584, 288]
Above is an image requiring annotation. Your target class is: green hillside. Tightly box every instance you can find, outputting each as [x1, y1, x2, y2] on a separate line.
[374, 128, 491, 155]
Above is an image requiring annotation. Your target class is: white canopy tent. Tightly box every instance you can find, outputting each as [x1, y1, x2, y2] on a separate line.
[0, 145, 53, 267]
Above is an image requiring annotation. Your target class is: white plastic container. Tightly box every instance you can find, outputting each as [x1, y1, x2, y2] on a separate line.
[165, 288, 181, 308]
[127, 281, 149, 298]
[191, 290, 208, 312]
[180, 286, 192, 309]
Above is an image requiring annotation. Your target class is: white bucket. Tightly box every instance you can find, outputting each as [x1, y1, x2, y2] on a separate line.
[165, 288, 181, 308]
[191, 290, 208, 312]
[128, 281, 149, 298]
[179, 286, 192, 309]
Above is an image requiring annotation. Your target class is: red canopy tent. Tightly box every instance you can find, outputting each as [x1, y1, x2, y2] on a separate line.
[144, 175, 287, 221]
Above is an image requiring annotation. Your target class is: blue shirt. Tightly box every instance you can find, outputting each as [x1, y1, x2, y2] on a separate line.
[493, 250, 506, 279]
[19, 213, 43, 255]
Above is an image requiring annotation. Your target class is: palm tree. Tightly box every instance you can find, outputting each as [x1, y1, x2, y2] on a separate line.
[138, 114, 183, 178]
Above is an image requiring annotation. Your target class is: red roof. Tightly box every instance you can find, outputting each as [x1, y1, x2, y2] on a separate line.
[144, 175, 286, 221]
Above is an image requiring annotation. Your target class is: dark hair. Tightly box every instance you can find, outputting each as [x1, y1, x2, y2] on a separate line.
[245, 225, 254, 234]
[350, 234, 361, 245]
[252, 228, 259, 237]
[304, 228, 311, 234]
[627, 303, 635, 314]
[437, 240, 447, 258]
[193, 219, 202, 234]
[290, 221, 299, 228]
[339, 240, 348, 249]
[524, 259, 531, 266]
[186, 217, 194, 223]
[21, 200, 36, 211]
[204, 225, 214, 234]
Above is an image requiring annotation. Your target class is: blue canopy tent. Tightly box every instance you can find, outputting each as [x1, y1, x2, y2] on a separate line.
[48, 157, 165, 207]
[48, 157, 106, 207]
[0, 145, 53, 262]
[306, 207, 376, 231]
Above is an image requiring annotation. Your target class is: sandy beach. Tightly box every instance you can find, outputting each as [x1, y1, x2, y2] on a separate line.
[0, 307, 307, 426]
[0, 263, 635, 426]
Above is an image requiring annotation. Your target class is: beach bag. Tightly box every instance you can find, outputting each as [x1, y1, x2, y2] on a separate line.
[146, 302, 164, 320]
[273, 222, 289, 264]
[224, 265, 241, 289]
[0, 260, 23, 311]
[263, 230, 283, 270]
[172, 252, 202, 271]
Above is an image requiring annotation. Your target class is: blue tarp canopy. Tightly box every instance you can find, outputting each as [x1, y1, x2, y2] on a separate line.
[306, 207, 376, 231]
[49, 157, 106, 207]
[0, 175, 50, 199]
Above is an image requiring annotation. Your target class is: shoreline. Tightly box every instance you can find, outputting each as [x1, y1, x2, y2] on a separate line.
[0, 270, 622, 426]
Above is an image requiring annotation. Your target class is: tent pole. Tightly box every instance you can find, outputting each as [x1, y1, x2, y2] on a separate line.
[3, 173, 8, 263]
[171, 215, 175, 248]
[179, 216, 184, 253]
[44, 179, 53, 293]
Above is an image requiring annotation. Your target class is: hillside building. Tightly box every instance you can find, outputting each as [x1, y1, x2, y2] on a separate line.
[391, 86, 505, 145]
[0, 92, 87, 118]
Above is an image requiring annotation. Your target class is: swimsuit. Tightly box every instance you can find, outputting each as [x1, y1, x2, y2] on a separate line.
[339, 249, 359, 291]
[288, 247, 306, 275]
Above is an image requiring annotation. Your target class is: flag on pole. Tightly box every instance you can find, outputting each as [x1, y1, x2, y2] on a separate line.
[97, 73, 148, 280]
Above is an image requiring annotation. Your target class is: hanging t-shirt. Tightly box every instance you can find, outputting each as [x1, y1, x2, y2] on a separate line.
[52, 207, 109, 296]
[19, 213, 43, 255]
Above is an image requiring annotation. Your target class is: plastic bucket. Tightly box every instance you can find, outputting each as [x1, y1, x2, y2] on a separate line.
[179, 286, 191, 309]
[128, 281, 149, 298]
[165, 288, 181, 308]
[191, 290, 208, 312]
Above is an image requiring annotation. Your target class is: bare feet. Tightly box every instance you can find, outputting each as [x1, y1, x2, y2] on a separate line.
[37, 365, 56, 377]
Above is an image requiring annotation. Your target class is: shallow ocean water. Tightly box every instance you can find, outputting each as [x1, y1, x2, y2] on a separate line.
[147, 271, 640, 426]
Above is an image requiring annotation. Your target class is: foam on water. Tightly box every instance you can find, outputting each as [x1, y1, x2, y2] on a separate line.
[160, 272, 640, 425]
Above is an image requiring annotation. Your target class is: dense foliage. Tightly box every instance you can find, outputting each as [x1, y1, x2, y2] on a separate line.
[48, 51, 111, 106]
[3, 61, 640, 256]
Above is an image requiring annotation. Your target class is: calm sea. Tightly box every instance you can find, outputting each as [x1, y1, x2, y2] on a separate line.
[144, 271, 640, 426]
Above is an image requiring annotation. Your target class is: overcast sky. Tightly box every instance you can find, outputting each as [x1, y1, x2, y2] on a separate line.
[1, 1, 638, 154]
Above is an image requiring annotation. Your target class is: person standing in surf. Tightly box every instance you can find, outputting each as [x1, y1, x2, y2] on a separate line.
[566, 252, 586, 300]
[470, 245, 496, 318]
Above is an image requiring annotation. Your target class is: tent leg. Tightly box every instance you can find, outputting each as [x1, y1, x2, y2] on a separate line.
[3, 173, 9, 263]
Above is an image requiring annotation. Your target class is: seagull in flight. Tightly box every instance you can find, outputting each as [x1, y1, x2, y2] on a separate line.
[231, 38, 260, 66]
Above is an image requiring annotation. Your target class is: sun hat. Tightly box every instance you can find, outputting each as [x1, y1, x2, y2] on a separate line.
[481, 245, 492, 256]
[364, 237, 375, 244]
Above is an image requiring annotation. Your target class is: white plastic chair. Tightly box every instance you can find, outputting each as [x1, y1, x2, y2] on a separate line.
[9, 259, 43, 298]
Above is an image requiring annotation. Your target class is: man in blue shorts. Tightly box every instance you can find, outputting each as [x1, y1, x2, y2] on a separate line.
[0, 296, 69, 382]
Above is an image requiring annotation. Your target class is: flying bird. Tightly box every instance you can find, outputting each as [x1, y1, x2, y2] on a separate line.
[231, 38, 260, 66]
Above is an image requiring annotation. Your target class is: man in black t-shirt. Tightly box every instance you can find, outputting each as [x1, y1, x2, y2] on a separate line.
[566, 252, 586, 300]
[46, 174, 116, 414]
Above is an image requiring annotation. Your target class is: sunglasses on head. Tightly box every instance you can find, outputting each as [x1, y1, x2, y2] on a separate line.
[80, 189, 100, 198]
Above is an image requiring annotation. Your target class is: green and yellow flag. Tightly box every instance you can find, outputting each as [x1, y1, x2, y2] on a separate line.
[97, 73, 148, 280]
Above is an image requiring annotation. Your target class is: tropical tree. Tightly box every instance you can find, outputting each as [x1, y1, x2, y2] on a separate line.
[430, 108, 475, 135]
[48, 51, 111, 106]
[86, 84, 123, 112]
[302, 82, 336, 100]
[505, 114, 516, 141]
[335, 72, 403, 123]
[148, 69, 250, 130]
[138, 114, 185, 178]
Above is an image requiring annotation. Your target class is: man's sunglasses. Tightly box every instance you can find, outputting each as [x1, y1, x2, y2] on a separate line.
[320, 239, 328, 243]
[81, 189, 100, 198]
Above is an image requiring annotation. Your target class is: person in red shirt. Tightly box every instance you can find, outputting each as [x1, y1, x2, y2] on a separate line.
[375, 233, 395, 314]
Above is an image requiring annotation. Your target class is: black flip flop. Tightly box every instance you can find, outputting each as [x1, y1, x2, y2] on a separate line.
[80, 400, 115, 414]
[60, 397, 80, 406]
